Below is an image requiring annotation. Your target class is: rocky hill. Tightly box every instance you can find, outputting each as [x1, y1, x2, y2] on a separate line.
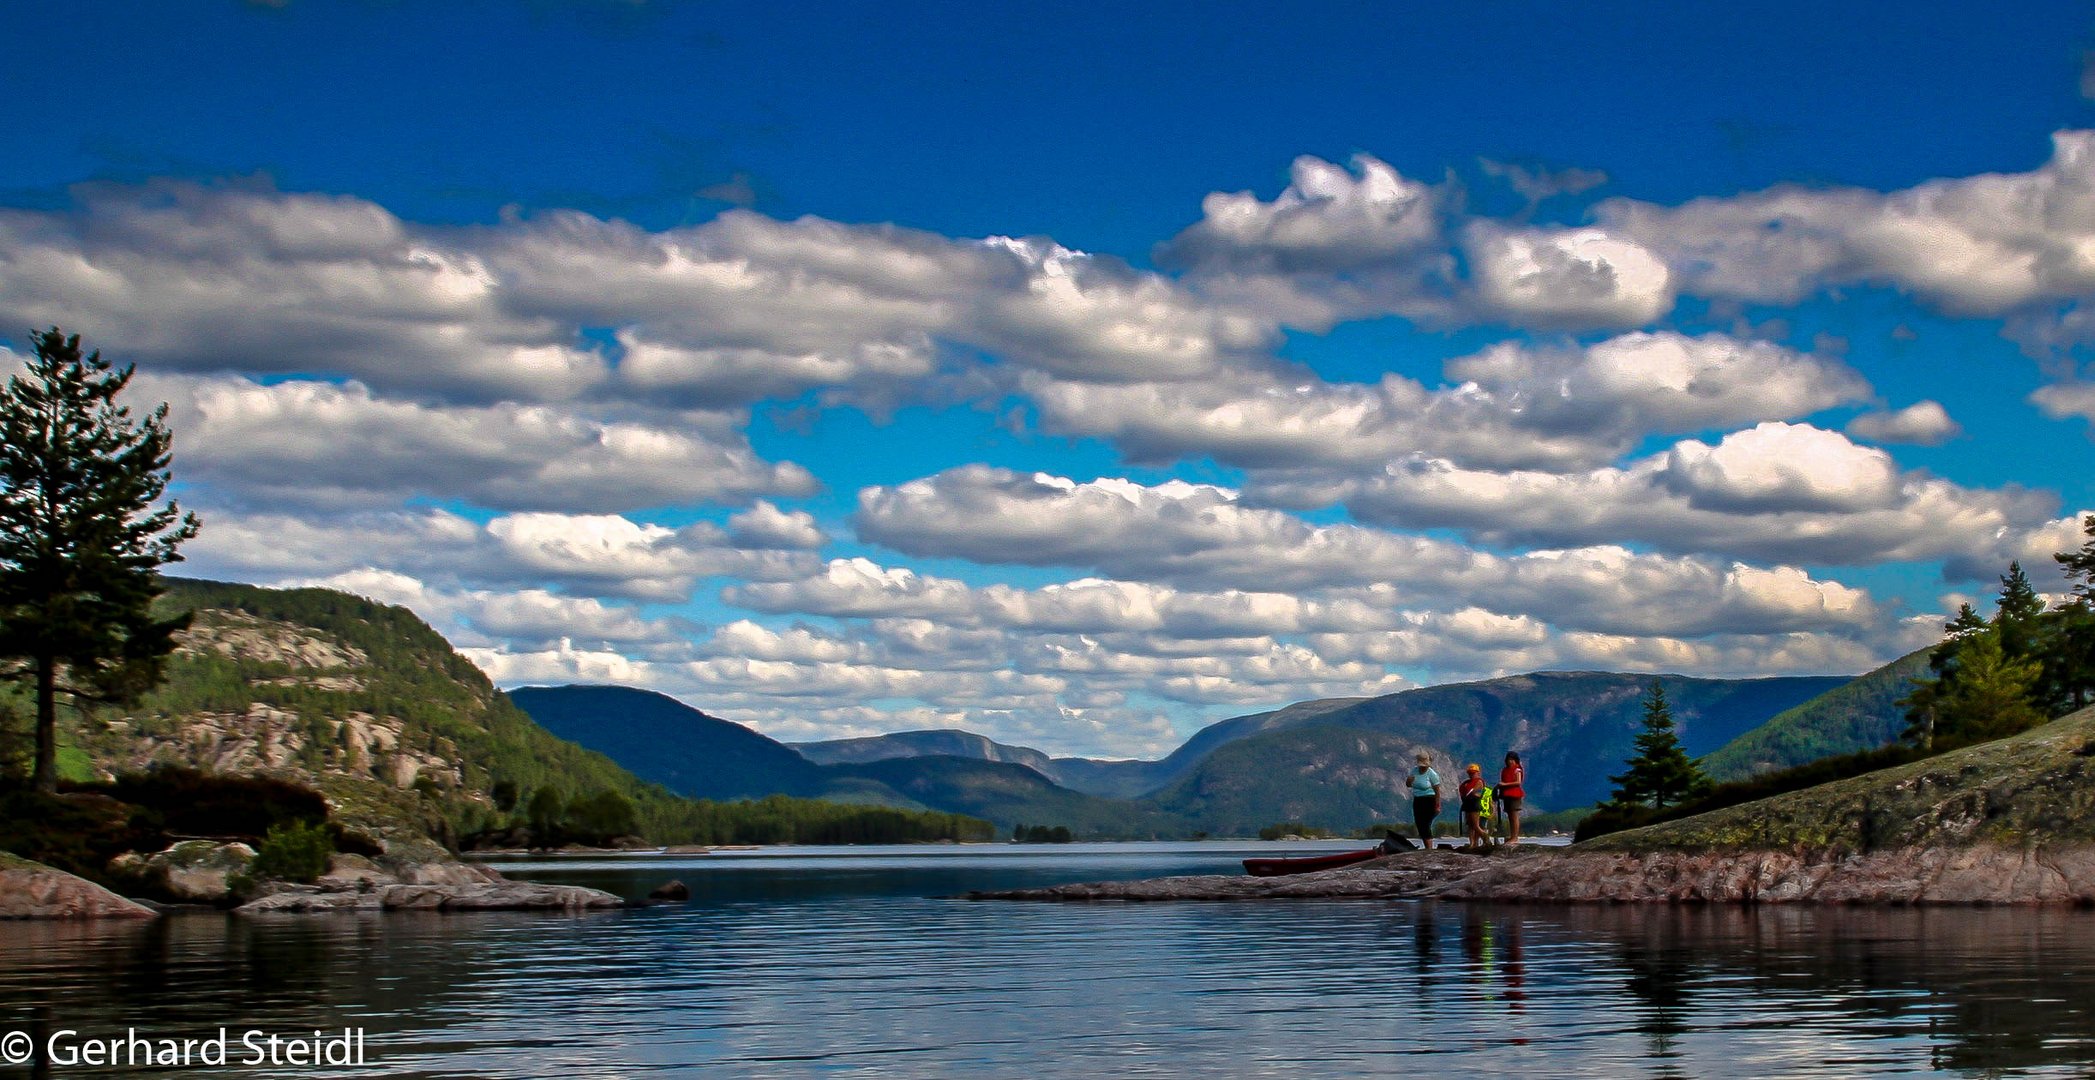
[50, 580, 733, 847]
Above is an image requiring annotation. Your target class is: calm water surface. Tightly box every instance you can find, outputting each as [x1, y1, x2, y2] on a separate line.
[3, 841, 2094, 1077]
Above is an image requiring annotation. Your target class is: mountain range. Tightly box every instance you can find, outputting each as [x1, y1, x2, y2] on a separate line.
[34, 577, 1927, 842]
[517, 667, 1893, 836]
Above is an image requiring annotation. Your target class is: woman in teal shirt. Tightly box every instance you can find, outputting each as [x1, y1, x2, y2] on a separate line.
[1408, 752, 1442, 849]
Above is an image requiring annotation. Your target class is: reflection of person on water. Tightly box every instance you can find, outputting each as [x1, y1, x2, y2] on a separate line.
[1460, 916, 1529, 1023]
[1408, 752, 1443, 849]
[1459, 764, 1489, 849]
[1498, 751, 1526, 845]
[1502, 918, 1526, 1014]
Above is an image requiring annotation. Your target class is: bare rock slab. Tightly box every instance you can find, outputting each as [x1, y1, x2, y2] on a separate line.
[237, 856, 623, 914]
[0, 854, 157, 920]
[1422, 844, 2095, 905]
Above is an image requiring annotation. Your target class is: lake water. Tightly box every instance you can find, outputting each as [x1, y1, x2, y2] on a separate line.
[4, 841, 2095, 1077]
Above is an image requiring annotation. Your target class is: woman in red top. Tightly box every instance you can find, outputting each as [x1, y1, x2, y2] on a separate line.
[1498, 751, 1526, 845]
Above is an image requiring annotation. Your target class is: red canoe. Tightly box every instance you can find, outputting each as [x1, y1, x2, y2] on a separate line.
[1242, 847, 1381, 877]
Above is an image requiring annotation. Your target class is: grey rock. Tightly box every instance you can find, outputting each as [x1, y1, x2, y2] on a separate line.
[235, 867, 623, 913]
[110, 840, 256, 904]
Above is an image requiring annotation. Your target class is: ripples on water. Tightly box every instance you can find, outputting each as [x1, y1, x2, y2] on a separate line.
[3, 843, 2094, 1077]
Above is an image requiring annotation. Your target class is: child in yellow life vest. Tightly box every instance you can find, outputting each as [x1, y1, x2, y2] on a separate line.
[1459, 764, 1490, 850]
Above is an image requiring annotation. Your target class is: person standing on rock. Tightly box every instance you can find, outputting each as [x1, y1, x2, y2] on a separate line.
[1408, 752, 1443, 849]
[1498, 751, 1526, 845]
[1459, 764, 1489, 850]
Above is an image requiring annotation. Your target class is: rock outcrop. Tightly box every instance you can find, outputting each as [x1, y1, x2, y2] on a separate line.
[0, 853, 157, 920]
[237, 880, 624, 914]
[108, 840, 256, 904]
[235, 851, 621, 914]
[1432, 845, 2095, 905]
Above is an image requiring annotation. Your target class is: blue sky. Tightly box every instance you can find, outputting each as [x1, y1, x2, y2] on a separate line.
[3, 0, 2094, 757]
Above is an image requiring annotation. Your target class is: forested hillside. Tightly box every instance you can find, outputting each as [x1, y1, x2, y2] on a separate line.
[1699, 650, 1931, 781]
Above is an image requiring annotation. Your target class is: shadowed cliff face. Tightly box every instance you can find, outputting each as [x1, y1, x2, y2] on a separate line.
[1592, 705, 2095, 853]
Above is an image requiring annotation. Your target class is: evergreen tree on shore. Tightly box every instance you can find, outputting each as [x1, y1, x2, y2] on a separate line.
[1607, 681, 1711, 811]
[1903, 560, 2066, 750]
[0, 329, 198, 792]
[2055, 515, 2095, 713]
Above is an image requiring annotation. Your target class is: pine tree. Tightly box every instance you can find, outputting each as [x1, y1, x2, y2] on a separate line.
[1608, 681, 1711, 811]
[0, 329, 199, 791]
[2053, 515, 2095, 711]
[1925, 627, 2046, 748]
[1995, 561, 2047, 662]
[1904, 558, 2069, 747]
[2059, 515, 2095, 608]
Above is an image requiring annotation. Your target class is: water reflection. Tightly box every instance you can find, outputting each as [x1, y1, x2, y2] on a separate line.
[0, 847, 2091, 1077]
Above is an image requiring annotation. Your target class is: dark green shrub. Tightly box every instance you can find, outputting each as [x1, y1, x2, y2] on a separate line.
[248, 819, 334, 884]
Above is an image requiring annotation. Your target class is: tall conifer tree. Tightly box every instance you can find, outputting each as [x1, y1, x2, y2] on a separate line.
[2055, 515, 2095, 711]
[1608, 681, 1711, 811]
[0, 329, 199, 791]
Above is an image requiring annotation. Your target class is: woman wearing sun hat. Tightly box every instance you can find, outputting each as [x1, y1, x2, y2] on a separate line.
[1408, 752, 1442, 849]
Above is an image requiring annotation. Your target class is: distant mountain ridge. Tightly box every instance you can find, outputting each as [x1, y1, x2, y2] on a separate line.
[794, 729, 1059, 777]
[513, 670, 1859, 837]
[1143, 672, 1850, 832]
[512, 686, 851, 803]
[511, 685, 1160, 832]
[791, 697, 1371, 799]
[792, 673, 1843, 814]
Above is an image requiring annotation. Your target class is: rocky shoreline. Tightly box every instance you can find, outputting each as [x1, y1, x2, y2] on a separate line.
[967, 842, 2095, 906]
[0, 847, 623, 919]
[962, 848, 1490, 901]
